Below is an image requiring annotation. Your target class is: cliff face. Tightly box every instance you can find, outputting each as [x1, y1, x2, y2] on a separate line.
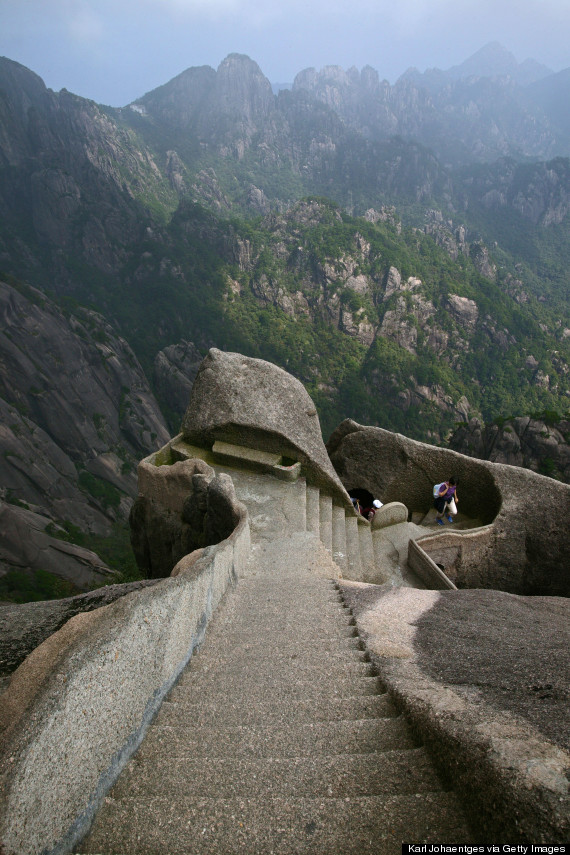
[292, 45, 570, 166]
[0, 277, 169, 590]
[448, 416, 570, 483]
[0, 57, 174, 290]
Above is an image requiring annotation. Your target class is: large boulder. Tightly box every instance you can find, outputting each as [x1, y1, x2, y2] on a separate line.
[181, 349, 351, 504]
[327, 420, 570, 596]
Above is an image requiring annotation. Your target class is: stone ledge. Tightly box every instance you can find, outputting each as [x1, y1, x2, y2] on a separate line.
[212, 440, 302, 481]
[408, 538, 457, 590]
[340, 582, 570, 843]
[371, 501, 408, 530]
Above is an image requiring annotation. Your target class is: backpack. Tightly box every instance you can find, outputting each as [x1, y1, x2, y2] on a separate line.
[433, 482, 445, 498]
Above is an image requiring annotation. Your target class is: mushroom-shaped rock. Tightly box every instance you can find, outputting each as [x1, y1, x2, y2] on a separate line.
[181, 349, 351, 504]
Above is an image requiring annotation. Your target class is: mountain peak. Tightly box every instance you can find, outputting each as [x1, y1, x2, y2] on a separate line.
[448, 42, 552, 84]
[449, 42, 518, 78]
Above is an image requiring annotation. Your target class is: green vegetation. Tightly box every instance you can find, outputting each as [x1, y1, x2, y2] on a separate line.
[46, 519, 142, 584]
[0, 521, 142, 603]
[0, 568, 79, 603]
[78, 470, 122, 511]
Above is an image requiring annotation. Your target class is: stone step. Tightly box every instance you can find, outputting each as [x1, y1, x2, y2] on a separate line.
[213, 624, 361, 646]
[209, 618, 358, 641]
[221, 465, 308, 537]
[344, 512, 363, 579]
[332, 503, 347, 571]
[221, 600, 350, 619]
[172, 673, 385, 702]
[191, 635, 367, 660]
[358, 520, 376, 581]
[186, 657, 375, 682]
[319, 493, 333, 552]
[305, 483, 320, 535]
[132, 716, 416, 762]
[172, 670, 384, 699]
[159, 693, 397, 727]
[111, 747, 442, 801]
[186, 646, 371, 675]
[80, 791, 473, 854]
[215, 606, 355, 625]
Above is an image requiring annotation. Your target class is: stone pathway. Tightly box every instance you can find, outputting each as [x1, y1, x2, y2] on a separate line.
[78, 468, 474, 853]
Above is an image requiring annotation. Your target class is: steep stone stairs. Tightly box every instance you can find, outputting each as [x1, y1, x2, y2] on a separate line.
[216, 462, 428, 587]
[79, 463, 473, 853]
[80, 546, 472, 853]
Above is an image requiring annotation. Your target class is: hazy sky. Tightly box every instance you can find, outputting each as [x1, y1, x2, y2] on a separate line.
[1, 0, 569, 106]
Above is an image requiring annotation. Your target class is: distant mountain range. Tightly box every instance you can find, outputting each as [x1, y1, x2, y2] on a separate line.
[0, 44, 569, 596]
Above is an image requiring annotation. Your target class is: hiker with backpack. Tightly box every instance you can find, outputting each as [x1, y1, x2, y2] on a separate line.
[433, 477, 459, 525]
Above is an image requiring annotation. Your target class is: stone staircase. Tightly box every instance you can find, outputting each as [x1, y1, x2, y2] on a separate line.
[201, 458, 427, 587]
[78, 463, 474, 853]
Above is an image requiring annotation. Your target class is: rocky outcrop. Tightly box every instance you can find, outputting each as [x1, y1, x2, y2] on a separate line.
[0, 502, 115, 594]
[327, 419, 570, 596]
[292, 50, 567, 166]
[0, 58, 169, 286]
[130, 456, 242, 579]
[449, 415, 570, 483]
[153, 340, 204, 421]
[0, 579, 161, 678]
[467, 158, 570, 227]
[0, 280, 169, 524]
[181, 349, 352, 504]
[135, 54, 275, 157]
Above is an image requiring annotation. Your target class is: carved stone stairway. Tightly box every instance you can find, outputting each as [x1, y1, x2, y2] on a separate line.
[78, 465, 473, 853]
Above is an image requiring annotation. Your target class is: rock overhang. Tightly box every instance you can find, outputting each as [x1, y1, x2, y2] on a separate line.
[180, 348, 353, 507]
[327, 419, 570, 596]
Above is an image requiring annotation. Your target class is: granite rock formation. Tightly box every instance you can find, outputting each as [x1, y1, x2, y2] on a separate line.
[327, 419, 570, 596]
[130, 456, 243, 579]
[0, 278, 169, 587]
[0, 502, 115, 595]
[153, 341, 204, 422]
[181, 348, 352, 503]
[0, 579, 160, 680]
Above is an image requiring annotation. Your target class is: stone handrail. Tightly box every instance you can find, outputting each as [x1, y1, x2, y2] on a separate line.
[415, 524, 496, 589]
[0, 496, 250, 855]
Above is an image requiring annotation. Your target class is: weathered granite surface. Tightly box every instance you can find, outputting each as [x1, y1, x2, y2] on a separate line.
[153, 340, 203, 420]
[328, 419, 570, 596]
[449, 415, 570, 484]
[0, 478, 250, 855]
[415, 588, 570, 751]
[0, 580, 161, 678]
[130, 456, 242, 579]
[340, 582, 570, 843]
[0, 501, 115, 592]
[181, 349, 352, 505]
